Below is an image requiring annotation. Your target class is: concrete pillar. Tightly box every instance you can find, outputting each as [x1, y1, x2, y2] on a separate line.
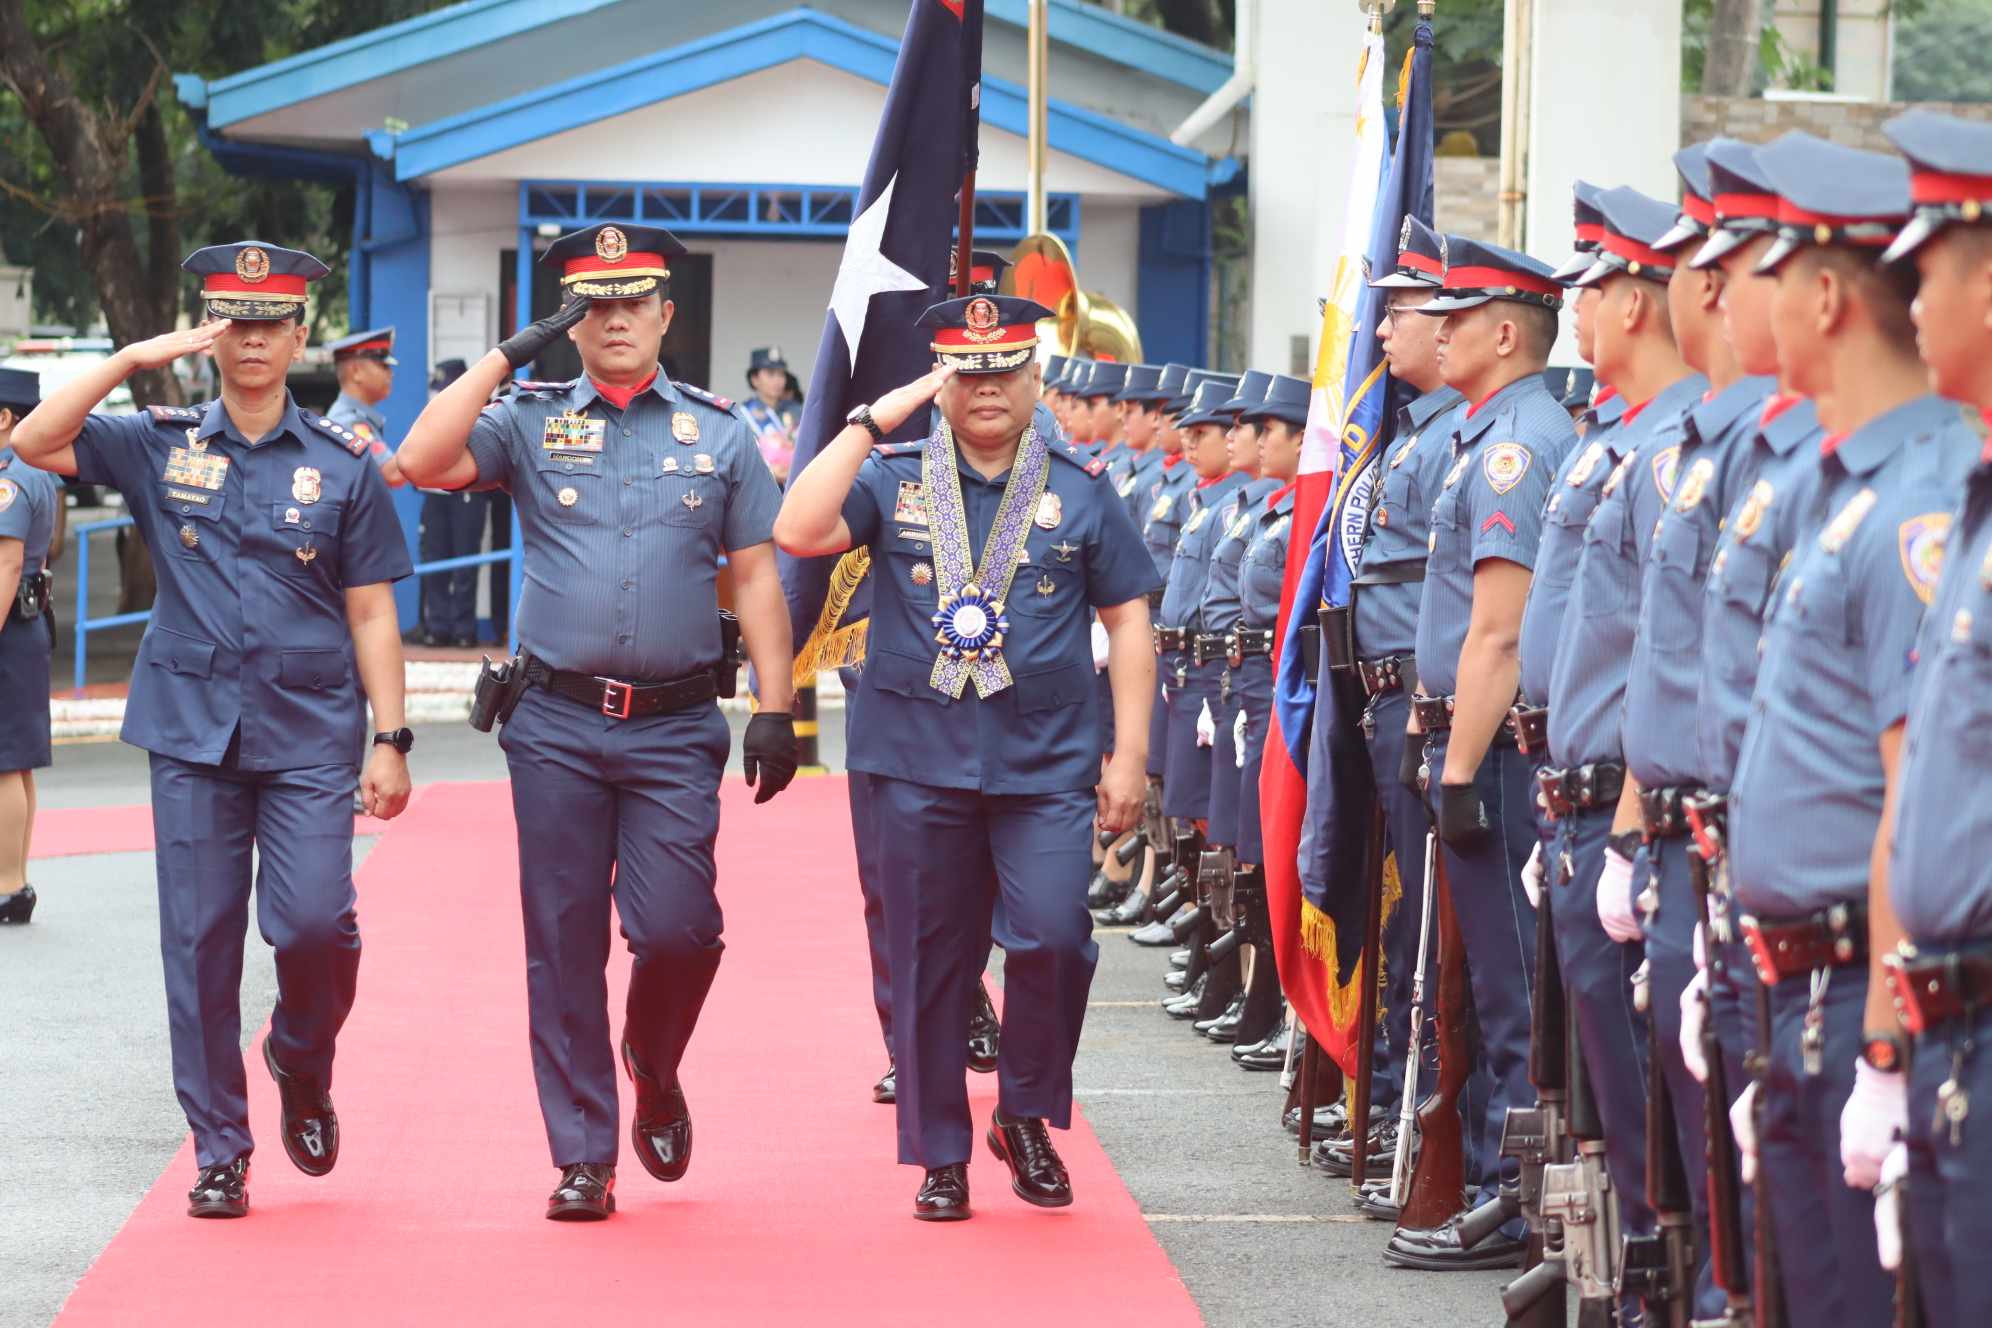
[1248, 3, 1368, 374]
[1524, 0, 1682, 363]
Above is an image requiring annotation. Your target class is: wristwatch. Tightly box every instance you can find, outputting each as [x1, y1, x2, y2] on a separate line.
[846, 403, 885, 444]
[372, 727, 415, 755]
[1861, 1029, 1908, 1074]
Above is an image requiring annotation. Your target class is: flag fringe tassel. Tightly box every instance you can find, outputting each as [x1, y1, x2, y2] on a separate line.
[1296, 851, 1404, 1033]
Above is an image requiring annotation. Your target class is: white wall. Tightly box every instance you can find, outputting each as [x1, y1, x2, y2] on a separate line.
[1076, 198, 1141, 325]
[702, 238, 843, 396]
[427, 180, 516, 371]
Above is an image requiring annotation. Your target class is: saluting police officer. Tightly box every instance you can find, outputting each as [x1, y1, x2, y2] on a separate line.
[1877, 107, 1992, 1325]
[1384, 239, 1574, 1270]
[0, 368, 59, 926]
[1725, 134, 1976, 1323]
[11, 242, 416, 1218]
[395, 223, 799, 1221]
[774, 294, 1157, 1222]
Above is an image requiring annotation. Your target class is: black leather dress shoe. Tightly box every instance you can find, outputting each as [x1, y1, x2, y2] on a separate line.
[967, 985, 1000, 1074]
[1282, 1102, 1345, 1137]
[546, 1163, 616, 1220]
[1097, 885, 1150, 927]
[187, 1157, 249, 1218]
[873, 1062, 896, 1104]
[1086, 869, 1128, 911]
[1313, 1121, 1395, 1178]
[1381, 1214, 1524, 1270]
[1233, 1036, 1288, 1071]
[914, 1163, 971, 1221]
[1352, 1178, 1401, 1221]
[986, 1112, 1072, 1207]
[621, 1040, 691, 1182]
[262, 1038, 337, 1176]
[0, 884, 37, 924]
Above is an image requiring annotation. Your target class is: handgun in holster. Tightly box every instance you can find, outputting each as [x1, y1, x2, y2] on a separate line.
[469, 654, 533, 732]
[12, 569, 50, 621]
[714, 609, 742, 699]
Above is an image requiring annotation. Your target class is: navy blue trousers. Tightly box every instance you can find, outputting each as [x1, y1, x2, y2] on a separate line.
[1357, 688, 1433, 1118]
[1230, 657, 1273, 865]
[1908, 1001, 1992, 1323]
[847, 768, 892, 1049]
[1205, 681, 1244, 845]
[149, 750, 359, 1168]
[1146, 671, 1170, 779]
[1550, 807, 1654, 1237]
[1422, 734, 1537, 1206]
[870, 776, 1097, 1168]
[1162, 661, 1223, 820]
[1759, 964, 1893, 1323]
[499, 687, 730, 1167]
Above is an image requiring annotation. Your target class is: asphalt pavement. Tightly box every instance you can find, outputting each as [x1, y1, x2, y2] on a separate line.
[7, 717, 1507, 1327]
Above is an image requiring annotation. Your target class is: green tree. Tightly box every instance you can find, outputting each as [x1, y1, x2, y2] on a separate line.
[1894, 0, 1992, 103]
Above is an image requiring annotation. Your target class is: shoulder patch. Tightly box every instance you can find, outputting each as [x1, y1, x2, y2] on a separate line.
[1820, 488, 1879, 554]
[874, 441, 923, 458]
[675, 381, 736, 413]
[1897, 513, 1951, 605]
[305, 414, 370, 456]
[1673, 456, 1716, 513]
[1650, 445, 1682, 504]
[0, 478, 15, 512]
[1482, 441, 1531, 495]
[1566, 441, 1606, 488]
[147, 404, 202, 424]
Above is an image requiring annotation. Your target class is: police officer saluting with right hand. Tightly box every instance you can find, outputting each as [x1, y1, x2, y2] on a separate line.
[396, 223, 798, 1221]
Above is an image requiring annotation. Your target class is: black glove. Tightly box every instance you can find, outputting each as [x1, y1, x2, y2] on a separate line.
[742, 712, 798, 805]
[1437, 780, 1491, 852]
[497, 297, 589, 370]
[1398, 735, 1427, 797]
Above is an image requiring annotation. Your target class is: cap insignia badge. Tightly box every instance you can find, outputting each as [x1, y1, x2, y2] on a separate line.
[964, 296, 1003, 344]
[235, 246, 269, 284]
[596, 226, 629, 263]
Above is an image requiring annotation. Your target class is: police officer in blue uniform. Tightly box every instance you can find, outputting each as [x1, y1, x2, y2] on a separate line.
[0, 368, 58, 926]
[396, 222, 798, 1220]
[1726, 134, 1977, 1323]
[11, 242, 416, 1218]
[1311, 218, 1465, 1196]
[1073, 362, 1128, 471]
[1384, 238, 1574, 1268]
[774, 294, 1158, 1221]
[325, 326, 403, 488]
[1876, 107, 1992, 1324]
[1111, 364, 1171, 531]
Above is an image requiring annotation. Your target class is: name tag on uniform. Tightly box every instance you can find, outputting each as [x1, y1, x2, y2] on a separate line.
[165, 487, 212, 506]
[163, 447, 228, 491]
[894, 481, 927, 525]
[541, 413, 606, 454]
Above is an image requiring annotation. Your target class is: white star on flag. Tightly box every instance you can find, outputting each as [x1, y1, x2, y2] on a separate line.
[828, 172, 928, 363]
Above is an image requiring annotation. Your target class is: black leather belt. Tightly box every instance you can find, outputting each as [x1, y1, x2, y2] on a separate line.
[523, 654, 718, 720]
[1639, 784, 1702, 840]
[1226, 627, 1274, 665]
[1192, 633, 1226, 667]
[1507, 702, 1549, 757]
[1411, 693, 1453, 732]
[1739, 903, 1868, 985]
[1887, 945, 1992, 1036]
[1154, 625, 1191, 653]
[1350, 562, 1425, 587]
[1356, 655, 1406, 698]
[1535, 762, 1626, 822]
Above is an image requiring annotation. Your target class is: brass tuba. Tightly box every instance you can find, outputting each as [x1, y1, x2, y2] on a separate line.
[1004, 233, 1143, 364]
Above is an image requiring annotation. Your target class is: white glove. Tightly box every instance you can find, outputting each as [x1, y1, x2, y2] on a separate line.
[1874, 1141, 1910, 1272]
[1090, 619, 1110, 671]
[1694, 919, 1707, 972]
[1196, 699, 1215, 748]
[1680, 967, 1710, 1084]
[1596, 847, 1644, 943]
[1232, 707, 1248, 768]
[1522, 841, 1545, 909]
[1840, 1058, 1908, 1190]
[1731, 1080, 1759, 1185]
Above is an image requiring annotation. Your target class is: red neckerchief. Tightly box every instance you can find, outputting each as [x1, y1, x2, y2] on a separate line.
[1821, 431, 1850, 459]
[1982, 409, 1992, 464]
[1195, 474, 1224, 489]
[590, 369, 659, 412]
[1618, 395, 1657, 425]
[1162, 454, 1186, 470]
[1759, 393, 1802, 429]
[1593, 384, 1621, 408]
[1465, 387, 1504, 418]
[1267, 480, 1298, 509]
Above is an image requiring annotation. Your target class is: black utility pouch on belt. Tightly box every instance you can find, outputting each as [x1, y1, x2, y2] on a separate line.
[469, 655, 532, 732]
[1318, 603, 1357, 675]
[12, 569, 49, 622]
[715, 609, 742, 699]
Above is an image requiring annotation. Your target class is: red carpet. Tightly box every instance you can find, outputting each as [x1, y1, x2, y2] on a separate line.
[54, 777, 1203, 1327]
[33, 804, 395, 859]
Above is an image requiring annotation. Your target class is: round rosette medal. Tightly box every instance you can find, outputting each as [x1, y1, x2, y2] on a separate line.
[931, 583, 1010, 663]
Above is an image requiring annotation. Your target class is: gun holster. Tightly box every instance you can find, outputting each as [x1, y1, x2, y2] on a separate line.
[469, 654, 532, 732]
[715, 609, 742, 699]
[11, 569, 50, 622]
[1318, 603, 1357, 676]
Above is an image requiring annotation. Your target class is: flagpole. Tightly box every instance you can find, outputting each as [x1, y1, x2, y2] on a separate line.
[1027, 0, 1048, 237]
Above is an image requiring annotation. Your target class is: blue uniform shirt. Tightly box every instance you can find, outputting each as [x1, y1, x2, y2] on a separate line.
[1352, 387, 1465, 660]
[1141, 458, 1197, 582]
[1695, 397, 1826, 791]
[1518, 418, 1629, 710]
[0, 447, 59, 576]
[838, 433, 1158, 794]
[1200, 476, 1284, 634]
[1890, 444, 1992, 943]
[1547, 373, 1707, 767]
[467, 374, 780, 680]
[1730, 395, 1975, 916]
[70, 398, 412, 768]
[325, 391, 394, 475]
[1121, 446, 1163, 533]
[1238, 484, 1297, 630]
[1159, 470, 1250, 631]
[1413, 373, 1575, 697]
[1623, 376, 1775, 787]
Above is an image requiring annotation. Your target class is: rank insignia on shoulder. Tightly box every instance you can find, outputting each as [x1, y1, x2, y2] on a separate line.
[1820, 488, 1878, 554]
[1650, 446, 1682, 504]
[675, 382, 736, 412]
[1482, 442, 1531, 495]
[147, 404, 202, 424]
[1085, 457, 1107, 477]
[1956, 608, 1975, 642]
[1897, 513, 1951, 605]
[1673, 457, 1715, 513]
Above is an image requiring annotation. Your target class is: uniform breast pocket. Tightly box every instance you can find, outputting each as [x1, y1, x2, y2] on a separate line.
[1011, 562, 1079, 619]
[157, 490, 225, 559]
[1944, 622, 1992, 758]
[1646, 526, 1703, 652]
[1578, 500, 1632, 619]
[534, 460, 604, 522]
[1786, 557, 1853, 645]
[1241, 541, 1287, 606]
[270, 501, 343, 578]
[1715, 540, 1777, 622]
[1426, 497, 1466, 576]
[655, 474, 722, 530]
[1012, 661, 1093, 713]
[1378, 467, 1416, 532]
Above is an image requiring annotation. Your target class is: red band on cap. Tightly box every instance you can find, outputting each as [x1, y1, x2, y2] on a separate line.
[931, 325, 1039, 350]
[1682, 193, 1716, 226]
[1397, 250, 1443, 275]
[204, 272, 309, 299]
[1714, 191, 1778, 221]
[563, 251, 669, 278]
[336, 338, 393, 357]
[1601, 231, 1676, 272]
[1776, 202, 1898, 246]
[1911, 170, 1992, 206]
[1444, 265, 1562, 299]
[1574, 222, 1604, 244]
